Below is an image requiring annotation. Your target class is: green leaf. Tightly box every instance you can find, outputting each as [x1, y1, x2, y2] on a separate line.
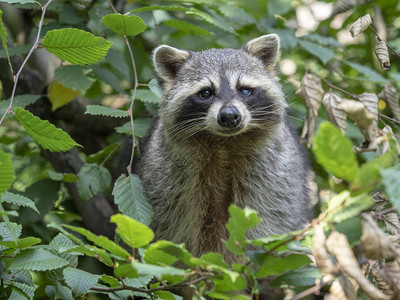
[102, 13, 147, 36]
[112, 174, 153, 226]
[63, 267, 100, 296]
[43, 28, 112, 65]
[77, 163, 112, 202]
[49, 233, 79, 267]
[99, 274, 121, 288]
[343, 60, 386, 83]
[186, 8, 235, 34]
[270, 267, 322, 287]
[218, 5, 255, 25]
[85, 105, 128, 118]
[54, 65, 95, 94]
[303, 33, 343, 47]
[0, 149, 14, 195]
[191, 253, 239, 283]
[207, 291, 248, 300]
[224, 205, 260, 255]
[110, 214, 154, 248]
[115, 118, 152, 137]
[148, 78, 163, 99]
[0, 9, 13, 76]
[47, 170, 77, 183]
[8, 249, 70, 271]
[62, 224, 130, 259]
[0, 236, 41, 249]
[298, 39, 335, 65]
[132, 261, 186, 279]
[312, 121, 359, 181]
[163, 19, 211, 36]
[87, 143, 120, 165]
[212, 273, 246, 293]
[249, 252, 312, 278]
[14, 107, 81, 152]
[131, 5, 189, 13]
[267, 0, 292, 15]
[0, 222, 21, 241]
[0, 44, 31, 58]
[325, 191, 374, 223]
[0, 94, 40, 118]
[135, 89, 160, 104]
[1, 192, 38, 213]
[48, 79, 80, 111]
[0, 0, 35, 3]
[144, 240, 193, 267]
[114, 263, 139, 279]
[381, 164, 400, 214]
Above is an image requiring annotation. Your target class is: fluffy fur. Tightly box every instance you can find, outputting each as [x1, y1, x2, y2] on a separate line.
[138, 34, 313, 261]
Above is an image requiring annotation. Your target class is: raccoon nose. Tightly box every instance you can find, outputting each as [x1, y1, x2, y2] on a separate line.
[217, 107, 242, 128]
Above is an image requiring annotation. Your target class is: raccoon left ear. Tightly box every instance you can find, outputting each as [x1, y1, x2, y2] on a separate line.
[244, 34, 280, 73]
[153, 45, 191, 82]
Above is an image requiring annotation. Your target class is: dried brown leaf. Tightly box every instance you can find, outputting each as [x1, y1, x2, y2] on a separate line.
[299, 72, 324, 146]
[331, 0, 357, 16]
[383, 213, 400, 235]
[371, 261, 395, 297]
[326, 231, 391, 300]
[359, 92, 378, 120]
[382, 261, 400, 295]
[349, 14, 372, 38]
[322, 91, 347, 133]
[375, 41, 390, 70]
[379, 81, 400, 122]
[361, 213, 397, 260]
[327, 275, 357, 300]
[312, 222, 338, 274]
[338, 99, 374, 129]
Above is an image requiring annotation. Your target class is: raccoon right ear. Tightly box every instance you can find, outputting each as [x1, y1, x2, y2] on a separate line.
[244, 34, 280, 73]
[153, 45, 191, 82]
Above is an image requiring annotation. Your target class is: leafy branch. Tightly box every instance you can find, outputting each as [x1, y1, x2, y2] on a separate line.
[0, 0, 54, 125]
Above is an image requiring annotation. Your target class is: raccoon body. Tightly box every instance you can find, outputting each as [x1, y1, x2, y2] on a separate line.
[138, 34, 312, 260]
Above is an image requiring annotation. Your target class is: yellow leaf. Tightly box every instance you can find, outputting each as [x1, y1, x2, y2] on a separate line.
[48, 80, 80, 111]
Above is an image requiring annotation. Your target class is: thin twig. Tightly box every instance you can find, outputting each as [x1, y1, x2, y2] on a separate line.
[378, 113, 400, 126]
[369, 25, 400, 60]
[0, 0, 54, 125]
[290, 275, 334, 300]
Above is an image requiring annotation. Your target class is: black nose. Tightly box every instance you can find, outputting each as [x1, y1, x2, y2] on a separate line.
[217, 106, 242, 128]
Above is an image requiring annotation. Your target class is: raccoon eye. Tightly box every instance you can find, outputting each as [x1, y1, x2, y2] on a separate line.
[239, 88, 252, 96]
[199, 89, 214, 99]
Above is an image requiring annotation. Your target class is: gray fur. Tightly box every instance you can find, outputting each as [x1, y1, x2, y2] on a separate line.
[138, 34, 313, 261]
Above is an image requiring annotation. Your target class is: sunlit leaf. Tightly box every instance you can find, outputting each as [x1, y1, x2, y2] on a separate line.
[1, 192, 38, 213]
[63, 267, 100, 296]
[0, 149, 14, 195]
[102, 13, 146, 36]
[48, 80, 80, 111]
[85, 105, 128, 118]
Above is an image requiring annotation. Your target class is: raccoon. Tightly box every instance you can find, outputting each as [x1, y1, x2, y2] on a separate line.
[138, 34, 313, 260]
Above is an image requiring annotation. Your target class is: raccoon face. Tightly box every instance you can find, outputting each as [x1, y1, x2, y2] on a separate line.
[153, 34, 287, 140]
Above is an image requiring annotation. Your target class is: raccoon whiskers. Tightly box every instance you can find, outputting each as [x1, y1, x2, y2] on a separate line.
[168, 117, 208, 141]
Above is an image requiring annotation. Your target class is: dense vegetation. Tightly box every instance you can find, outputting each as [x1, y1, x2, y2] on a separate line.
[1, 0, 400, 299]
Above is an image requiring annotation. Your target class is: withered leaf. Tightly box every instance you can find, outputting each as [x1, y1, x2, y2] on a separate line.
[312, 222, 338, 274]
[322, 91, 347, 132]
[326, 231, 391, 300]
[338, 99, 374, 129]
[361, 213, 397, 260]
[374, 41, 390, 70]
[383, 213, 400, 235]
[349, 14, 372, 38]
[328, 275, 356, 300]
[379, 81, 400, 122]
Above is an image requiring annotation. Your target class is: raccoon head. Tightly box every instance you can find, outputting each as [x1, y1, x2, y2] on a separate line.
[153, 34, 286, 141]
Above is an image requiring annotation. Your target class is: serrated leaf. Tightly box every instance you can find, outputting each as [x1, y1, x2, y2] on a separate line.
[99, 274, 121, 288]
[0, 94, 40, 118]
[312, 121, 359, 181]
[148, 78, 163, 99]
[77, 163, 112, 202]
[53, 280, 73, 300]
[249, 252, 311, 278]
[63, 224, 130, 259]
[85, 105, 128, 118]
[270, 267, 322, 287]
[9, 249, 69, 270]
[43, 28, 112, 65]
[1, 192, 39, 213]
[163, 19, 211, 36]
[14, 107, 81, 152]
[114, 263, 139, 279]
[381, 164, 400, 214]
[304, 33, 342, 47]
[186, 8, 235, 34]
[87, 143, 120, 165]
[0, 44, 31, 58]
[132, 261, 186, 279]
[224, 205, 260, 255]
[299, 39, 335, 65]
[102, 13, 147, 36]
[0, 222, 21, 241]
[144, 240, 193, 267]
[48, 80, 80, 111]
[1, 236, 41, 249]
[110, 214, 154, 248]
[49, 233, 79, 267]
[212, 273, 246, 293]
[0, 149, 14, 195]
[63, 267, 100, 296]
[112, 174, 153, 226]
[54, 65, 95, 94]
[115, 118, 152, 137]
[0, 9, 13, 76]
[218, 5, 255, 25]
[135, 89, 160, 104]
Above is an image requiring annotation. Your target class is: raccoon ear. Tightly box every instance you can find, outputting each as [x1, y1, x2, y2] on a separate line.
[244, 34, 280, 73]
[153, 45, 191, 82]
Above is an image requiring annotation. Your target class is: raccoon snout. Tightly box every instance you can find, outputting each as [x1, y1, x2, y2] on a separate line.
[217, 106, 242, 128]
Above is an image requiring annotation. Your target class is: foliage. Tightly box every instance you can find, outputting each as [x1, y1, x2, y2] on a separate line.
[0, 0, 400, 299]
